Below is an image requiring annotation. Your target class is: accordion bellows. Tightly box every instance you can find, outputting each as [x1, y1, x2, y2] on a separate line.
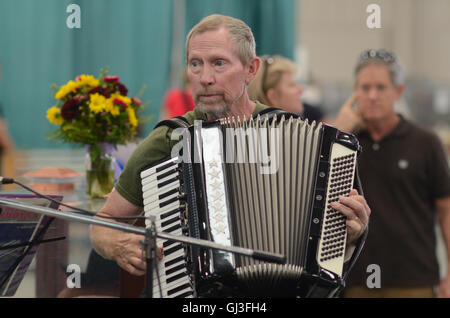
[218, 116, 354, 294]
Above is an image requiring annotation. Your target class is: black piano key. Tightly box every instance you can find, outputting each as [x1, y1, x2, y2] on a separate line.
[169, 283, 193, 297]
[157, 168, 179, 181]
[158, 176, 179, 189]
[161, 216, 180, 228]
[166, 263, 186, 276]
[159, 188, 179, 200]
[163, 223, 181, 233]
[165, 255, 185, 268]
[155, 161, 178, 173]
[163, 240, 177, 248]
[167, 272, 188, 284]
[174, 291, 194, 298]
[164, 244, 183, 256]
[160, 207, 182, 220]
[159, 196, 179, 208]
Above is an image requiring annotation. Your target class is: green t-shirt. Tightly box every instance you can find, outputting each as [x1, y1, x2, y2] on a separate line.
[115, 102, 270, 207]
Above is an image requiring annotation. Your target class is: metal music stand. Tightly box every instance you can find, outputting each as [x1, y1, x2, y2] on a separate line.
[0, 194, 64, 296]
[0, 196, 286, 298]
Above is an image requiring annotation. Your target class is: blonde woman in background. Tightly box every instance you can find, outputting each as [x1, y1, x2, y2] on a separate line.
[248, 55, 325, 122]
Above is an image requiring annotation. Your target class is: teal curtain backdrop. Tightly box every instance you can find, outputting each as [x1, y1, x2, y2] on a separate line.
[184, 0, 295, 59]
[0, 0, 174, 149]
[0, 0, 295, 149]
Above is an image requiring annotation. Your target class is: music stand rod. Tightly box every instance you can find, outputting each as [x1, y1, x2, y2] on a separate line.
[0, 198, 286, 264]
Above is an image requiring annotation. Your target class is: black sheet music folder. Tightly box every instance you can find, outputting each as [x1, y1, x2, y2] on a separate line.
[0, 194, 63, 296]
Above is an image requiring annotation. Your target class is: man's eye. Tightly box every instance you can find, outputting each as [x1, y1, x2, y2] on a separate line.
[215, 60, 225, 66]
[361, 86, 370, 92]
[190, 60, 200, 67]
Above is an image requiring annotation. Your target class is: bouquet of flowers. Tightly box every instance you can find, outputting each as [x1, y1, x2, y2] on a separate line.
[46, 71, 145, 197]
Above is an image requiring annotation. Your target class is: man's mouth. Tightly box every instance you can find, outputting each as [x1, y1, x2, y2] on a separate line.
[200, 93, 220, 97]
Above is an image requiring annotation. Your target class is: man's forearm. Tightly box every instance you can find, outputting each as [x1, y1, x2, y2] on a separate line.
[89, 223, 121, 261]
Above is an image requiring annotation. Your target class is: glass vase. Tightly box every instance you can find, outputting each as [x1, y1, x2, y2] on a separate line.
[85, 144, 115, 199]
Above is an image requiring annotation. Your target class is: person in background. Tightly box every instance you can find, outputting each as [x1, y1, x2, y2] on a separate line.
[0, 62, 16, 189]
[335, 49, 450, 298]
[0, 114, 16, 182]
[247, 54, 325, 122]
[160, 69, 195, 120]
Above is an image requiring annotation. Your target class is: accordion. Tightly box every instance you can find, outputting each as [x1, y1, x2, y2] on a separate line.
[140, 112, 363, 298]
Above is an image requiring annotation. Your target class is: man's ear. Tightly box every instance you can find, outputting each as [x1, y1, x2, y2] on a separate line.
[395, 84, 405, 101]
[245, 57, 260, 84]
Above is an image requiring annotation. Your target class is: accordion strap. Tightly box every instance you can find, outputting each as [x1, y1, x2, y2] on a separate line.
[254, 107, 296, 119]
[154, 116, 191, 130]
[254, 107, 304, 124]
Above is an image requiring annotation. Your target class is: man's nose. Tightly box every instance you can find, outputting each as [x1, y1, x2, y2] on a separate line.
[368, 88, 378, 99]
[200, 65, 215, 86]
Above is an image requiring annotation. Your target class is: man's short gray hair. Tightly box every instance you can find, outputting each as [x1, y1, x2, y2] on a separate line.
[354, 49, 404, 86]
[185, 14, 256, 66]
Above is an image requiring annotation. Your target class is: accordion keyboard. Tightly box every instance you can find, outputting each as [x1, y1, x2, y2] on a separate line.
[141, 158, 193, 298]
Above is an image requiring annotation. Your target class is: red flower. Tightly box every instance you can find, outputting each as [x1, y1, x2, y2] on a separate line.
[115, 82, 128, 96]
[104, 75, 120, 82]
[88, 86, 110, 98]
[61, 99, 80, 121]
[113, 98, 127, 108]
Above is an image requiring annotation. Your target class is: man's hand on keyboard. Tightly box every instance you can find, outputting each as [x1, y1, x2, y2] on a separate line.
[113, 232, 147, 276]
[111, 232, 164, 276]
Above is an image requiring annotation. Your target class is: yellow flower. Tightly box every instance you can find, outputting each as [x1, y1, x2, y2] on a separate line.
[46, 106, 64, 125]
[89, 93, 107, 114]
[55, 80, 79, 100]
[77, 74, 100, 88]
[127, 108, 138, 128]
[104, 98, 121, 116]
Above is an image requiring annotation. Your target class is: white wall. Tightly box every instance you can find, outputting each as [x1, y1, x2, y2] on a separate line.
[296, 0, 450, 85]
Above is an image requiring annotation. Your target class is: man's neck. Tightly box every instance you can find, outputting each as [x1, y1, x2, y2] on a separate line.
[365, 113, 400, 142]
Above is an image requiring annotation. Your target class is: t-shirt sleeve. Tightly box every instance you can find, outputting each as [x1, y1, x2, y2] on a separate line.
[114, 126, 173, 207]
[427, 132, 450, 199]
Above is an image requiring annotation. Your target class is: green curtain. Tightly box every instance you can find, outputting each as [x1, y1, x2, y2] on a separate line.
[184, 0, 295, 59]
[0, 0, 173, 149]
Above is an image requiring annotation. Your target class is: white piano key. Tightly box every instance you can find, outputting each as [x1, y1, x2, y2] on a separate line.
[144, 191, 179, 209]
[143, 186, 180, 205]
[144, 200, 181, 216]
[142, 169, 180, 190]
[140, 158, 179, 179]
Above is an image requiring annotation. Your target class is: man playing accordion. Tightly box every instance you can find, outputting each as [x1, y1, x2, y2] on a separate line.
[89, 14, 371, 297]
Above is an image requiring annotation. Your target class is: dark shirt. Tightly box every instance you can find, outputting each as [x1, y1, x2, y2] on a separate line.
[347, 115, 450, 287]
[302, 103, 324, 123]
